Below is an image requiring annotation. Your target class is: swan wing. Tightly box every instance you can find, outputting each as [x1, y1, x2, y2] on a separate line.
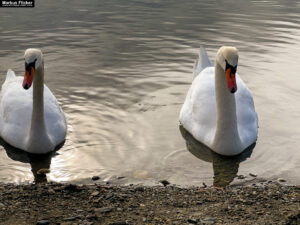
[0, 70, 67, 149]
[180, 67, 216, 147]
[0, 73, 32, 149]
[44, 86, 67, 146]
[235, 75, 258, 148]
[193, 46, 213, 79]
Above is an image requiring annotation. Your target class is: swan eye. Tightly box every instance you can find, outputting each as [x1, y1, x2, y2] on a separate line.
[225, 60, 237, 74]
[25, 58, 37, 74]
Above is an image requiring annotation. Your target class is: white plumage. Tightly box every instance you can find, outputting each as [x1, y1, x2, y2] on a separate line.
[180, 46, 258, 156]
[0, 49, 66, 153]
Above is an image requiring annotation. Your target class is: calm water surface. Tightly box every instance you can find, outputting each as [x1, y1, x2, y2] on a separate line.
[0, 0, 299, 186]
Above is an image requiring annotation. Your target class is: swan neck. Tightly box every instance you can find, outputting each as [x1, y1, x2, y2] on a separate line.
[31, 63, 45, 129]
[213, 63, 241, 147]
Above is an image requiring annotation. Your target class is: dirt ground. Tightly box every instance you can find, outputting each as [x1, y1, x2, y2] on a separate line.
[0, 181, 299, 225]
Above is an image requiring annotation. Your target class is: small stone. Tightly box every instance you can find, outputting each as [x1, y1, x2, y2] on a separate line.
[64, 184, 79, 192]
[159, 180, 170, 186]
[187, 218, 197, 224]
[249, 173, 257, 177]
[134, 186, 144, 192]
[92, 176, 100, 181]
[63, 217, 77, 221]
[277, 178, 286, 182]
[91, 191, 100, 196]
[201, 216, 215, 224]
[37, 168, 50, 175]
[95, 207, 113, 213]
[0, 203, 4, 208]
[48, 188, 55, 194]
[80, 221, 93, 225]
[108, 222, 128, 225]
[237, 175, 245, 179]
[36, 220, 50, 225]
[142, 217, 146, 222]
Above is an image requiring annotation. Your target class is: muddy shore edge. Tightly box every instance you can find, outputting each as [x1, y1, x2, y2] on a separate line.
[0, 181, 299, 225]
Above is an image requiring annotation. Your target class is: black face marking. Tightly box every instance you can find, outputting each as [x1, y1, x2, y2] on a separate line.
[225, 59, 237, 74]
[25, 58, 37, 75]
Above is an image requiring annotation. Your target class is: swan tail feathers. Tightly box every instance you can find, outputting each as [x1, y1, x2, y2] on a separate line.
[193, 46, 213, 79]
[6, 69, 16, 81]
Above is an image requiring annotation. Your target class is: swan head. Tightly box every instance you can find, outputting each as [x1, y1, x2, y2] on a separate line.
[23, 48, 43, 90]
[216, 46, 238, 93]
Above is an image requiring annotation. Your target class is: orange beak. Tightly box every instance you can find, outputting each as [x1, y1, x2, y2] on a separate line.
[226, 67, 237, 93]
[23, 66, 35, 90]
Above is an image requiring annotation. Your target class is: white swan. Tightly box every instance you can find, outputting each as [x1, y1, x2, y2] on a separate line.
[179, 46, 258, 156]
[0, 48, 67, 154]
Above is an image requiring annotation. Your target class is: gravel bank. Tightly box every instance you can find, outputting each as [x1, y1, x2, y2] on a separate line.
[0, 182, 299, 225]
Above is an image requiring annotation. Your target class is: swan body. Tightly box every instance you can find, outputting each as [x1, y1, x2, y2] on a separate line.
[0, 49, 67, 154]
[179, 46, 258, 156]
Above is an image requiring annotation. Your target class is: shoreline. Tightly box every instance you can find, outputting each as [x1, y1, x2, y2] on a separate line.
[0, 181, 299, 225]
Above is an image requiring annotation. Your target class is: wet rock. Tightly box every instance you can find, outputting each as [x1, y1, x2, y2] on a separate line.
[36, 220, 50, 225]
[237, 175, 246, 179]
[159, 180, 170, 186]
[277, 178, 286, 182]
[37, 168, 50, 175]
[92, 176, 100, 181]
[249, 173, 257, 177]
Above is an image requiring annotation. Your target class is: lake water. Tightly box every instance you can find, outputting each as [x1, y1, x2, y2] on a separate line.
[0, 0, 299, 186]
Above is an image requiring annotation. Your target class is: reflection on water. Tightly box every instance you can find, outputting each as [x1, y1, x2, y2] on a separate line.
[179, 126, 254, 187]
[1, 139, 59, 183]
[0, 0, 300, 185]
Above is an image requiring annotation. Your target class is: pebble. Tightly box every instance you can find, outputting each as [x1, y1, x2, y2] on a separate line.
[277, 178, 286, 182]
[91, 191, 100, 197]
[80, 221, 94, 225]
[237, 175, 246, 179]
[0, 203, 4, 208]
[134, 186, 144, 192]
[37, 168, 50, 175]
[91, 176, 100, 181]
[64, 184, 79, 192]
[48, 188, 55, 194]
[249, 173, 257, 177]
[36, 220, 50, 225]
[159, 180, 170, 186]
[108, 222, 129, 225]
[187, 218, 197, 224]
[94, 207, 113, 213]
[201, 216, 215, 224]
[63, 217, 77, 221]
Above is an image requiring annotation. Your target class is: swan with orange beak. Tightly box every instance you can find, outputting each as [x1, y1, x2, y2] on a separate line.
[0, 49, 67, 154]
[180, 46, 258, 156]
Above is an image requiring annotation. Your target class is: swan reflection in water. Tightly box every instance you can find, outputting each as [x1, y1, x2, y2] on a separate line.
[0, 138, 63, 183]
[179, 125, 255, 187]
